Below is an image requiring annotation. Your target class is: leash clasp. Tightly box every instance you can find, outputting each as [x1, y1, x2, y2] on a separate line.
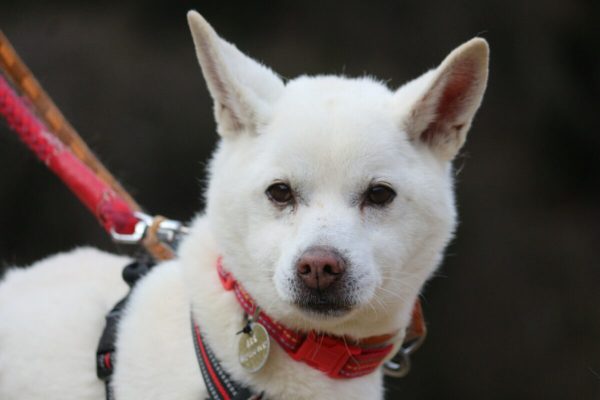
[110, 212, 189, 246]
[110, 217, 147, 244]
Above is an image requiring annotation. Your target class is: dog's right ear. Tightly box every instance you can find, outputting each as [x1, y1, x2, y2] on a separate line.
[187, 11, 284, 138]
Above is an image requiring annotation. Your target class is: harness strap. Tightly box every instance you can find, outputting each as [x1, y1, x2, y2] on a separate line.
[191, 321, 262, 400]
[96, 260, 155, 399]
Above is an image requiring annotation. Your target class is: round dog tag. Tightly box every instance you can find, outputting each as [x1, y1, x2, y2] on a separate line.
[238, 322, 270, 373]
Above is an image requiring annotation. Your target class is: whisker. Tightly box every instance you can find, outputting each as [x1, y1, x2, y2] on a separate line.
[376, 287, 413, 304]
[380, 275, 420, 283]
[342, 336, 359, 365]
[379, 282, 415, 295]
[367, 300, 380, 318]
[371, 294, 390, 312]
[381, 271, 421, 278]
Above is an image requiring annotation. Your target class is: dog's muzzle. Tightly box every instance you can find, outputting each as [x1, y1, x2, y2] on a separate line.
[293, 246, 354, 315]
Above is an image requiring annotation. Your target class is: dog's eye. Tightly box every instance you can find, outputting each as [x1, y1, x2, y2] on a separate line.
[365, 184, 396, 206]
[266, 183, 293, 204]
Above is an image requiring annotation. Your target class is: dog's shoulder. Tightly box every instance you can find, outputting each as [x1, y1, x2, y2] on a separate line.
[112, 260, 206, 399]
[122, 259, 188, 321]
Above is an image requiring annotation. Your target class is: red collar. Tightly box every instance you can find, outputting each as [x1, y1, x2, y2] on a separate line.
[216, 258, 425, 379]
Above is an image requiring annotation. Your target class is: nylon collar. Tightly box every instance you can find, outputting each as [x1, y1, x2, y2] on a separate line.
[216, 257, 423, 379]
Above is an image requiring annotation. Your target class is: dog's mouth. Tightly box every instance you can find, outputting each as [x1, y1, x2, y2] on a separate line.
[294, 293, 354, 317]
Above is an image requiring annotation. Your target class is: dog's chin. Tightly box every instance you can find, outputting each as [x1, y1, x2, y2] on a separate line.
[287, 282, 362, 320]
[292, 290, 359, 319]
[295, 300, 353, 318]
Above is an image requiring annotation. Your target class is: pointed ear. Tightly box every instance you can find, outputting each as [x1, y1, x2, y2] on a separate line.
[398, 38, 489, 161]
[187, 11, 284, 138]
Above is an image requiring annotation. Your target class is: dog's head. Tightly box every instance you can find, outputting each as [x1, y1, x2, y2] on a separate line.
[187, 11, 488, 336]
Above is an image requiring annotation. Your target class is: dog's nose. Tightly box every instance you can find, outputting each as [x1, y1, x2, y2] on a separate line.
[296, 247, 346, 291]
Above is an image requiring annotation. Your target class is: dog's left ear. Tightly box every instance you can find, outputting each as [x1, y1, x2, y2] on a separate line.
[187, 11, 284, 138]
[397, 38, 489, 161]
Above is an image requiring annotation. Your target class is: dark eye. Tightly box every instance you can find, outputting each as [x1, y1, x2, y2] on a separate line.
[266, 183, 293, 204]
[365, 184, 396, 206]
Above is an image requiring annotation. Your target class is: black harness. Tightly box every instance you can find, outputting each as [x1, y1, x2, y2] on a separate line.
[95, 259, 261, 400]
[191, 321, 262, 400]
[95, 259, 154, 400]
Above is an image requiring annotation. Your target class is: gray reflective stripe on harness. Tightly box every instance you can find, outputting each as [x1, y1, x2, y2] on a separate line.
[191, 319, 262, 400]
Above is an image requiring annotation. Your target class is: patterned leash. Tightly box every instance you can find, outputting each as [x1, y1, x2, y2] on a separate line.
[0, 31, 184, 260]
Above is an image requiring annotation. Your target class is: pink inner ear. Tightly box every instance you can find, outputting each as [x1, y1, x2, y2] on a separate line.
[421, 60, 477, 144]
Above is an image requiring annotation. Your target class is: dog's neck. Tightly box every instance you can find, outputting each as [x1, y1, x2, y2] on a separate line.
[215, 256, 399, 379]
[178, 216, 408, 398]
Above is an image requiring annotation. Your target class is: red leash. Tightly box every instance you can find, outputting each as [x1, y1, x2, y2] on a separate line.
[0, 75, 138, 235]
[0, 31, 142, 213]
[0, 31, 178, 259]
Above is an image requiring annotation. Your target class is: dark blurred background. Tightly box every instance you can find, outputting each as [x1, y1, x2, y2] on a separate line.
[0, 1, 598, 399]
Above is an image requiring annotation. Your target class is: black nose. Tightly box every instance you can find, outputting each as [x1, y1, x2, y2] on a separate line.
[296, 247, 346, 291]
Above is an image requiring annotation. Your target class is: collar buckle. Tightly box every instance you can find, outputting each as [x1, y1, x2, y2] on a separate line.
[291, 331, 361, 379]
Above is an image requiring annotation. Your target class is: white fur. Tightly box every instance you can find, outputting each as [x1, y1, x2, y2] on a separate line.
[0, 10, 488, 400]
[0, 249, 129, 399]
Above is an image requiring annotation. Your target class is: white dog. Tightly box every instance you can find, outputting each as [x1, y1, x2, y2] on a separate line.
[0, 11, 488, 400]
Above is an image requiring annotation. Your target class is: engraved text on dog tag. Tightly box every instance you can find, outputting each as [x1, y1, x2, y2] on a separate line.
[238, 322, 270, 373]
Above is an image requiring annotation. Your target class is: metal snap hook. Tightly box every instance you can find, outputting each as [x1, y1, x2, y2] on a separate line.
[383, 326, 427, 378]
[383, 348, 412, 378]
[110, 217, 148, 244]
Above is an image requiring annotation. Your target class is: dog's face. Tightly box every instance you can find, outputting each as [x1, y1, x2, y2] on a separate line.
[188, 12, 488, 335]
